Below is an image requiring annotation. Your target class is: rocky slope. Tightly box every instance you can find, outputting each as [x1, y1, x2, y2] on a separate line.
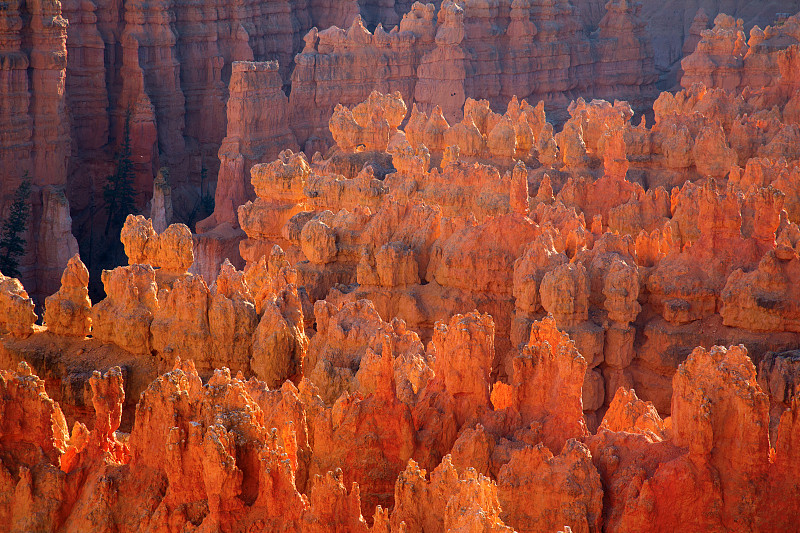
[0, 0, 795, 305]
[1, 303, 799, 531]
[289, 0, 658, 149]
[4, 41, 800, 524]
[640, 0, 800, 88]
[3, 4, 800, 532]
[1, 0, 665, 304]
[682, 10, 800, 94]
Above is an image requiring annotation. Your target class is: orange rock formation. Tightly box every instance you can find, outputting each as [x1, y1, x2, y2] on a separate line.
[5, 5, 800, 531]
[4, 313, 800, 530]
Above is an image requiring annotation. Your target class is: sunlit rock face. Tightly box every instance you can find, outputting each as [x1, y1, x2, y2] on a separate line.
[290, 0, 658, 147]
[4, 3, 800, 531]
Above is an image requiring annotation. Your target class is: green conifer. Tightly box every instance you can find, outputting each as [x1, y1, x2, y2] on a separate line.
[104, 110, 137, 235]
[0, 174, 32, 277]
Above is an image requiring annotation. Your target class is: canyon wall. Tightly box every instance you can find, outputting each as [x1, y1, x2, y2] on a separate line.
[3, 6, 800, 530]
[682, 11, 800, 95]
[288, 0, 658, 149]
[3, 0, 799, 305]
[566, 0, 800, 89]
[0, 0, 70, 189]
[7, 67, 800, 425]
[641, 0, 800, 88]
[196, 0, 660, 278]
[63, 0, 360, 230]
[0, 0, 363, 302]
[228, 82, 800, 423]
[0, 0, 79, 303]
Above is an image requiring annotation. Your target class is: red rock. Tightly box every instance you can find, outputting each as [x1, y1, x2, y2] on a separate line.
[0, 0, 76, 302]
[107, 361, 310, 531]
[63, 0, 108, 155]
[90, 264, 158, 355]
[198, 61, 299, 235]
[414, 1, 467, 123]
[149, 168, 172, 234]
[673, 345, 768, 528]
[306, 347, 414, 519]
[43, 254, 91, 337]
[693, 120, 736, 177]
[681, 14, 749, 91]
[303, 469, 372, 532]
[721, 249, 800, 332]
[766, 396, 800, 530]
[290, 12, 430, 148]
[497, 439, 602, 533]
[504, 316, 589, 453]
[0, 361, 69, 466]
[0, 362, 69, 531]
[290, 0, 658, 148]
[307, 297, 426, 404]
[603, 257, 640, 324]
[238, 149, 312, 265]
[515, 230, 566, 293]
[150, 272, 213, 372]
[12, 12, 800, 529]
[756, 348, 800, 441]
[120, 0, 186, 173]
[682, 11, 800, 94]
[120, 215, 194, 276]
[391, 456, 513, 532]
[647, 180, 782, 324]
[33, 187, 81, 303]
[429, 311, 495, 428]
[62, 366, 130, 469]
[600, 387, 666, 438]
[208, 259, 258, 375]
[540, 263, 590, 327]
[0, 0, 35, 189]
[252, 281, 309, 388]
[0, 274, 37, 339]
[27, 0, 70, 186]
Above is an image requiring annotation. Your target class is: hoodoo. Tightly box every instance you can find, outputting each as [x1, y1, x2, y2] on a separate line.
[2, 2, 800, 531]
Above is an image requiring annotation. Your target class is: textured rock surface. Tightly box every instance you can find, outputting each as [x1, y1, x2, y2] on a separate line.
[198, 61, 299, 235]
[35, 187, 81, 303]
[4, 332, 798, 531]
[43, 254, 92, 337]
[0, 362, 70, 531]
[3, 0, 800, 308]
[682, 11, 800, 93]
[90, 264, 158, 355]
[59, 0, 355, 229]
[0, 0, 69, 190]
[497, 440, 602, 533]
[644, 1, 800, 88]
[120, 215, 194, 279]
[506, 317, 589, 453]
[6, 5, 800, 530]
[149, 168, 172, 234]
[0, 274, 37, 339]
[228, 85, 800, 423]
[290, 0, 658, 147]
[3, 0, 361, 302]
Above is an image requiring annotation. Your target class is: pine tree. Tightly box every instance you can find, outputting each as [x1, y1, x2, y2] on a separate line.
[0, 174, 32, 278]
[104, 110, 137, 235]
